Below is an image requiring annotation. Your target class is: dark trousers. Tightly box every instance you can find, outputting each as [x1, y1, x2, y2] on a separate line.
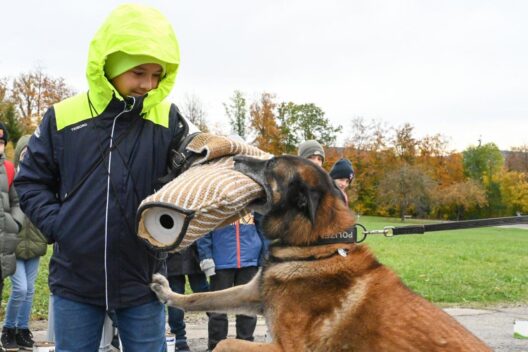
[168, 273, 209, 347]
[208, 266, 259, 350]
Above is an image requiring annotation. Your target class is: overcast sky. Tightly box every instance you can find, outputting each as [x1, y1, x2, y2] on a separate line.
[2, 0, 527, 151]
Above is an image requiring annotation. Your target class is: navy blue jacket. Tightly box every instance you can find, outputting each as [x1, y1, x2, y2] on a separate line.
[14, 97, 186, 309]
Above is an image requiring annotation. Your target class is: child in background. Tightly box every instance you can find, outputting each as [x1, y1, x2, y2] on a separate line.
[329, 158, 355, 206]
[197, 213, 266, 351]
[297, 140, 325, 167]
[0, 124, 25, 352]
[1, 135, 48, 351]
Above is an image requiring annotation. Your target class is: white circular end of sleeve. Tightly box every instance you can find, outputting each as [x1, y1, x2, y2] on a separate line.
[143, 207, 186, 246]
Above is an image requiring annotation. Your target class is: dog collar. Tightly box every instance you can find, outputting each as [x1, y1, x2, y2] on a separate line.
[316, 224, 367, 245]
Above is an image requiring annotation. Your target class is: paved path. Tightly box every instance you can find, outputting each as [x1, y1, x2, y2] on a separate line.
[30, 306, 528, 351]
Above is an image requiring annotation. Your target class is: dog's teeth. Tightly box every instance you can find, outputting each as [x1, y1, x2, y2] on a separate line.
[337, 248, 348, 257]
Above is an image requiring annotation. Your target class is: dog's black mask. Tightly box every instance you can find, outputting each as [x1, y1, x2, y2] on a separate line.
[234, 155, 337, 236]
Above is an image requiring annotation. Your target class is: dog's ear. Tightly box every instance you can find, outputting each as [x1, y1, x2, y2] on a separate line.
[297, 188, 321, 225]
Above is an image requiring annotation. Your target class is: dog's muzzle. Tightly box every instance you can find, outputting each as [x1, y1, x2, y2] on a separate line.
[234, 155, 274, 214]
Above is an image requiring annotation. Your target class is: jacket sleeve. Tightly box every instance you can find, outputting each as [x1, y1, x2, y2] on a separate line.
[8, 178, 24, 230]
[14, 109, 61, 243]
[196, 232, 214, 261]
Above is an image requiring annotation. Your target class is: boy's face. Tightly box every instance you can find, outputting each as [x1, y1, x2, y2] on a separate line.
[111, 63, 163, 97]
[334, 177, 351, 191]
[307, 155, 324, 167]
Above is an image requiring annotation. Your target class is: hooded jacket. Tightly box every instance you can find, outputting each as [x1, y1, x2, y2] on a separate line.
[14, 4, 186, 309]
[13, 135, 48, 260]
[0, 152, 24, 280]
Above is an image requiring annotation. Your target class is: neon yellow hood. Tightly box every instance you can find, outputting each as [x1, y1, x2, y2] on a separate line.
[86, 3, 180, 115]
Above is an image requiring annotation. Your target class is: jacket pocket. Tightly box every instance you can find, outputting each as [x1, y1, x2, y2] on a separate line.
[0, 253, 17, 279]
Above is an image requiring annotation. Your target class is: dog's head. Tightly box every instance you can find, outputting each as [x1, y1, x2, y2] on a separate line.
[234, 155, 354, 245]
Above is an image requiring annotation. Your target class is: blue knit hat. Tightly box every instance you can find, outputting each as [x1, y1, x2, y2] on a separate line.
[330, 159, 354, 180]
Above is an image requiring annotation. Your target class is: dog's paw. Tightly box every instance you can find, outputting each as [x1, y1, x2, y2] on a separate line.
[150, 273, 172, 304]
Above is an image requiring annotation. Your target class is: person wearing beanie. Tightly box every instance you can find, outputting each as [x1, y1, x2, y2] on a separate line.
[298, 140, 325, 167]
[14, 4, 199, 350]
[329, 158, 355, 205]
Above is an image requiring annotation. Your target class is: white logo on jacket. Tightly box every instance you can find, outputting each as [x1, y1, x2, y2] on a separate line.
[71, 123, 88, 132]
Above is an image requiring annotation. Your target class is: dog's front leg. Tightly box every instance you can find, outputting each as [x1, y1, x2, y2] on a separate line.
[150, 271, 263, 315]
[214, 339, 283, 352]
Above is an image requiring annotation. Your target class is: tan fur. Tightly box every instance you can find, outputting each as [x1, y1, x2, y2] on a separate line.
[151, 156, 491, 352]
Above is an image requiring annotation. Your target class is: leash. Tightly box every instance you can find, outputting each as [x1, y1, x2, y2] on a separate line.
[314, 215, 528, 245]
[360, 215, 528, 239]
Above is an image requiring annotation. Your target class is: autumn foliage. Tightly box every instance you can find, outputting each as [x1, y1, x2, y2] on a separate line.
[1, 72, 526, 221]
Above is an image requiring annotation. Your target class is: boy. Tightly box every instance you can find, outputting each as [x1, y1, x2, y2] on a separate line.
[15, 4, 195, 351]
[297, 139, 325, 167]
[329, 158, 355, 206]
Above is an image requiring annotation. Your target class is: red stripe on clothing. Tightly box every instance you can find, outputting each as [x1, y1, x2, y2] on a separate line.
[235, 221, 241, 268]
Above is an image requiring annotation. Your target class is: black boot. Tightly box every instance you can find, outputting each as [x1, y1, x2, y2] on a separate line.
[15, 328, 33, 351]
[0, 327, 18, 352]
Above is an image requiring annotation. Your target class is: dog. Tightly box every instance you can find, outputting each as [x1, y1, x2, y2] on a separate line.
[151, 155, 491, 351]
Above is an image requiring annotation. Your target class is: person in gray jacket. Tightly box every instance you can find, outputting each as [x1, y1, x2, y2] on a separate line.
[0, 123, 25, 351]
[1, 135, 48, 351]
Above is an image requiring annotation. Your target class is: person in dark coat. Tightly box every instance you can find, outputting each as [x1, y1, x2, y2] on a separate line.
[166, 243, 209, 352]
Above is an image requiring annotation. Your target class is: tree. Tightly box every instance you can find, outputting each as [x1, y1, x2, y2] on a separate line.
[277, 102, 341, 153]
[436, 180, 488, 220]
[2, 104, 23, 144]
[248, 93, 283, 154]
[0, 78, 7, 103]
[341, 117, 390, 214]
[223, 90, 247, 139]
[180, 94, 209, 132]
[497, 170, 528, 215]
[392, 123, 418, 164]
[0, 79, 23, 144]
[11, 68, 74, 132]
[505, 145, 528, 173]
[462, 143, 504, 182]
[377, 164, 436, 221]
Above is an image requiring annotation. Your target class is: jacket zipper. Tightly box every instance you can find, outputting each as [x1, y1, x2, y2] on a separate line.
[104, 99, 135, 310]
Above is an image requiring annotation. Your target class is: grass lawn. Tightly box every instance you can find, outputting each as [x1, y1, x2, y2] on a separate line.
[1, 215, 527, 320]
